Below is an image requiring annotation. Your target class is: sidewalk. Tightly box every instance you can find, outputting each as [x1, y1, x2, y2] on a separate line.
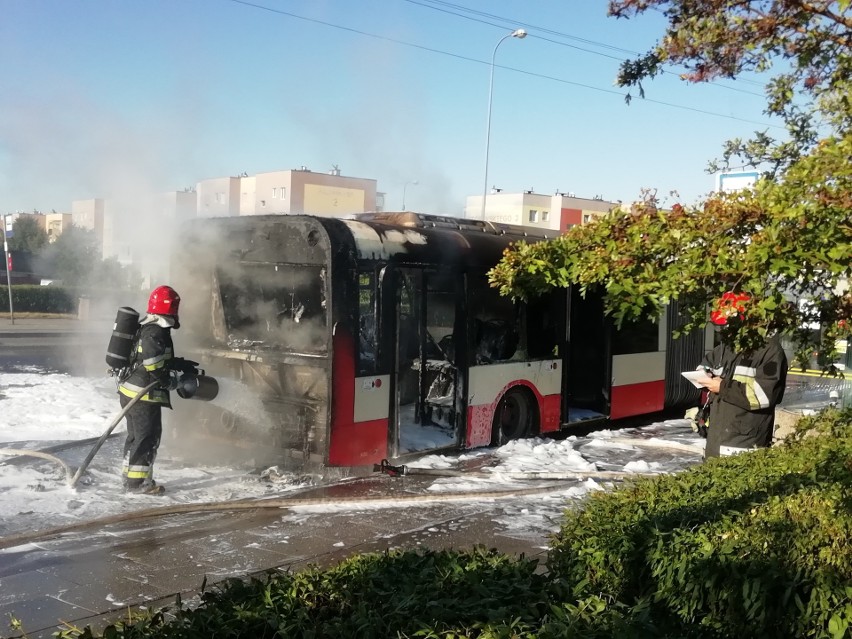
[0, 316, 104, 338]
[0, 316, 85, 334]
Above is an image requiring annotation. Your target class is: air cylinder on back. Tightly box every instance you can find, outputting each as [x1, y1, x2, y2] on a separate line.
[106, 306, 140, 371]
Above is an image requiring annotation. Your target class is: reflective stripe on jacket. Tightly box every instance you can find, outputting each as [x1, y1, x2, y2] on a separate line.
[118, 323, 174, 407]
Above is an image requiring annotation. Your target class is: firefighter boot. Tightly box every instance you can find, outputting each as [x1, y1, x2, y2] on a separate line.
[126, 479, 165, 495]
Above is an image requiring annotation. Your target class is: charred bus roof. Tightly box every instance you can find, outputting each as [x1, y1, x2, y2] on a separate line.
[179, 212, 553, 271]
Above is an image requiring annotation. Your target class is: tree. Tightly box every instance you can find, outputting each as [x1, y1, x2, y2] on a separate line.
[37, 225, 142, 290]
[92, 255, 143, 290]
[489, 1, 852, 368]
[7, 214, 48, 253]
[38, 225, 101, 286]
[610, 0, 851, 178]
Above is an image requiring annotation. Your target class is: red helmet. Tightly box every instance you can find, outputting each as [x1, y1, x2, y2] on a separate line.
[710, 291, 750, 326]
[148, 285, 181, 317]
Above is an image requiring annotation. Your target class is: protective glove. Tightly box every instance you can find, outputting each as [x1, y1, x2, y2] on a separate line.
[171, 357, 200, 375]
[165, 371, 180, 391]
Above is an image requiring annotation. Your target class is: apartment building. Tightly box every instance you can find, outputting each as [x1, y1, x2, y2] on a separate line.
[464, 190, 618, 232]
[196, 166, 378, 218]
[45, 212, 72, 242]
[196, 176, 241, 218]
[249, 166, 378, 216]
[71, 199, 105, 241]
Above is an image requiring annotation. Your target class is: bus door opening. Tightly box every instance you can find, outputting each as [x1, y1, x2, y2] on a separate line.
[391, 267, 460, 456]
[564, 285, 609, 424]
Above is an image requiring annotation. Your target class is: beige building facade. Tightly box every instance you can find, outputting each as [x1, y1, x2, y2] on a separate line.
[71, 199, 105, 240]
[196, 177, 241, 217]
[464, 191, 618, 233]
[248, 167, 377, 216]
[45, 213, 72, 242]
[195, 167, 378, 218]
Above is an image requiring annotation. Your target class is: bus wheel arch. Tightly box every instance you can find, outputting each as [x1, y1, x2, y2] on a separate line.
[490, 385, 539, 446]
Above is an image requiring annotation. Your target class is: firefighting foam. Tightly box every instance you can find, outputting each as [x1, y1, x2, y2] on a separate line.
[164, 377, 280, 469]
[205, 378, 273, 427]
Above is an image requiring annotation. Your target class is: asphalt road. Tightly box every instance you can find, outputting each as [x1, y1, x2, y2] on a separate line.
[0, 317, 109, 375]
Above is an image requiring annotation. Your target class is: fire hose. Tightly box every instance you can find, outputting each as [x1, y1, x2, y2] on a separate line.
[0, 450, 702, 550]
[0, 448, 74, 483]
[0, 381, 159, 487]
[373, 459, 661, 481]
[0, 441, 709, 552]
[67, 380, 161, 488]
[0, 481, 591, 550]
[2, 371, 219, 488]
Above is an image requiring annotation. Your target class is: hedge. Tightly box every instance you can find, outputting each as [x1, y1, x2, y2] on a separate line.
[0, 285, 79, 314]
[549, 407, 852, 638]
[0, 285, 141, 316]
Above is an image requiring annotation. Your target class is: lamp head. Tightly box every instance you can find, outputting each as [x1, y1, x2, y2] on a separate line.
[512, 29, 527, 39]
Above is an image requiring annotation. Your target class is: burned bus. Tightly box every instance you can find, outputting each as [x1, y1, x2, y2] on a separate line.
[169, 212, 703, 472]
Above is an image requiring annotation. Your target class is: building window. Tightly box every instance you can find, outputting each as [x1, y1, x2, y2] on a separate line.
[272, 188, 277, 199]
[215, 193, 225, 204]
[528, 210, 538, 223]
[542, 210, 550, 222]
[279, 187, 286, 199]
[583, 213, 593, 224]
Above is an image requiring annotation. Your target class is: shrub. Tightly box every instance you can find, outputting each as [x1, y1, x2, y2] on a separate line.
[548, 407, 852, 639]
[72, 547, 554, 639]
[0, 285, 78, 313]
[0, 285, 142, 316]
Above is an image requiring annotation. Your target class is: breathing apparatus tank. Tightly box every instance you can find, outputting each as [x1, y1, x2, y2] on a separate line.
[106, 306, 140, 373]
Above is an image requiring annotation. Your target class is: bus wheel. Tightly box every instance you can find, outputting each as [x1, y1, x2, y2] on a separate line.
[491, 388, 536, 446]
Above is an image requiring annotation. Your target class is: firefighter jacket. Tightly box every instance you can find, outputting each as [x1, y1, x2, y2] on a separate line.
[702, 334, 787, 458]
[118, 315, 176, 407]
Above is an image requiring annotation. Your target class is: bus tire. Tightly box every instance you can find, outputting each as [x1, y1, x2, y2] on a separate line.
[491, 387, 537, 446]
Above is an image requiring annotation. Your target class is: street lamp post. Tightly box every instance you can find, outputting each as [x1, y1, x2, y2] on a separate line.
[2, 214, 13, 324]
[481, 28, 526, 221]
[402, 180, 418, 210]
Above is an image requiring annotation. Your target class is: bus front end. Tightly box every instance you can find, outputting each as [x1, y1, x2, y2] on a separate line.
[168, 216, 337, 474]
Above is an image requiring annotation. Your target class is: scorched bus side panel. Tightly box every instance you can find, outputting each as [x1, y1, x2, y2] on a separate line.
[169, 213, 702, 472]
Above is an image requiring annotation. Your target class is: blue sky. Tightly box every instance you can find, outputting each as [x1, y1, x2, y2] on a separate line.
[0, 0, 779, 215]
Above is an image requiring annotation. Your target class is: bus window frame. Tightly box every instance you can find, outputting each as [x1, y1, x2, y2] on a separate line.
[356, 266, 380, 376]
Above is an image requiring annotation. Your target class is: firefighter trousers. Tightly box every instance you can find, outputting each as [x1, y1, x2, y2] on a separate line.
[120, 395, 163, 488]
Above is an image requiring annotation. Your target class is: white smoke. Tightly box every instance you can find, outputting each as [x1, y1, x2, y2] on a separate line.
[205, 378, 275, 433]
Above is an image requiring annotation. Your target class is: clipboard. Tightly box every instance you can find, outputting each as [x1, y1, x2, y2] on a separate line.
[681, 370, 712, 389]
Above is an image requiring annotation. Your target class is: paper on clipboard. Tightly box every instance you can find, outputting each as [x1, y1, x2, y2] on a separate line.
[681, 370, 712, 389]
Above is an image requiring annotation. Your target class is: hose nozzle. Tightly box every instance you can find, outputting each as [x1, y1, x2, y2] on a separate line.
[176, 374, 219, 401]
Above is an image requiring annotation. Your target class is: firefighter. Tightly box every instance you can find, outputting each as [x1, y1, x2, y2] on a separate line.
[117, 285, 182, 494]
[696, 292, 787, 458]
